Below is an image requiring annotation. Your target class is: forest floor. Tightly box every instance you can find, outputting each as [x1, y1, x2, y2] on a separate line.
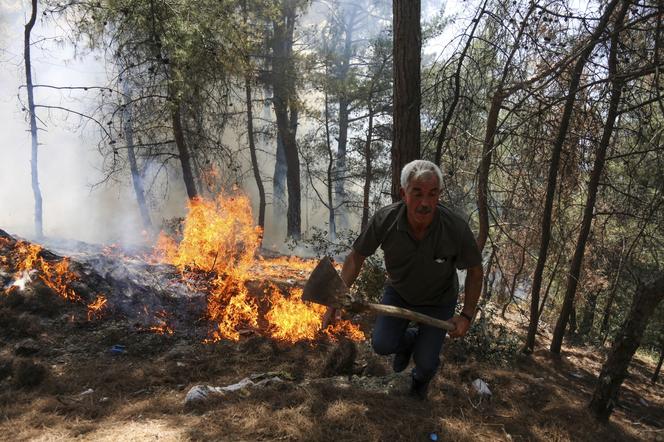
[0, 240, 662, 441]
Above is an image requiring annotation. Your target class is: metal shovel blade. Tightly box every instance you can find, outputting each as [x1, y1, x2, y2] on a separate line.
[302, 256, 349, 309]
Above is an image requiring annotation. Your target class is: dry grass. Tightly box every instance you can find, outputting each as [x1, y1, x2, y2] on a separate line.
[0, 292, 662, 442]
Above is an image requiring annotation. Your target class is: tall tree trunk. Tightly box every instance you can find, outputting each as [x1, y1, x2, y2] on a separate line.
[523, 0, 621, 354]
[335, 10, 356, 230]
[391, 0, 421, 201]
[24, 0, 43, 239]
[273, 136, 287, 217]
[123, 84, 153, 233]
[550, 0, 628, 354]
[272, 2, 300, 238]
[589, 276, 664, 421]
[245, 75, 266, 231]
[477, 93, 501, 252]
[361, 106, 375, 231]
[324, 87, 336, 239]
[172, 101, 198, 200]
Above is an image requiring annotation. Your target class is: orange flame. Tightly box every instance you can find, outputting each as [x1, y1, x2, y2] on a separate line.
[154, 194, 261, 275]
[11, 241, 81, 302]
[87, 294, 108, 320]
[154, 194, 261, 341]
[41, 258, 80, 302]
[265, 286, 327, 343]
[324, 319, 366, 342]
[256, 255, 318, 280]
[153, 192, 364, 343]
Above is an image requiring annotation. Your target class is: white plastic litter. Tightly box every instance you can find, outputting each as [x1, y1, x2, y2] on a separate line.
[184, 374, 284, 405]
[471, 378, 492, 397]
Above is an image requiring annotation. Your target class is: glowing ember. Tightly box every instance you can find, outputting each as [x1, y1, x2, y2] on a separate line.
[147, 310, 175, 335]
[87, 295, 108, 320]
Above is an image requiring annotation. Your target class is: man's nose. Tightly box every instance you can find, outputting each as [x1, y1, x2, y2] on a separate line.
[422, 196, 436, 206]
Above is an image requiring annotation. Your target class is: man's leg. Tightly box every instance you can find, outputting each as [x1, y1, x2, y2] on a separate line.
[410, 301, 457, 399]
[371, 286, 413, 371]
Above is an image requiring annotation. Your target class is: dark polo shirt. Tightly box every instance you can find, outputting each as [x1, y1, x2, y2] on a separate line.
[353, 202, 482, 306]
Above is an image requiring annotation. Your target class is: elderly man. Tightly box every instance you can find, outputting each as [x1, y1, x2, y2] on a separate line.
[326, 159, 483, 399]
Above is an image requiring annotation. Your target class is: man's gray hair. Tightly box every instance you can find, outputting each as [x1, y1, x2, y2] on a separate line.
[400, 160, 443, 189]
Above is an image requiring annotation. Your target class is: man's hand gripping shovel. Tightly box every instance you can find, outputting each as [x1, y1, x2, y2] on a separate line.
[302, 256, 456, 332]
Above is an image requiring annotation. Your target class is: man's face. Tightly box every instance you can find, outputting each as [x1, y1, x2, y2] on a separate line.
[400, 174, 441, 228]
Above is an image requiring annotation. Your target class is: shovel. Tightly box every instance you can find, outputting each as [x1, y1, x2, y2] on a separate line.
[302, 256, 456, 332]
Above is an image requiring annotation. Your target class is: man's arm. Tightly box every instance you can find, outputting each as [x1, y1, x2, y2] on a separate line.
[448, 264, 483, 338]
[340, 249, 366, 287]
[322, 250, 366, 327]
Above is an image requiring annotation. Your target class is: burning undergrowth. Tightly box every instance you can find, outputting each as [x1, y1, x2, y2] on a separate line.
[0, 192, 364, 344]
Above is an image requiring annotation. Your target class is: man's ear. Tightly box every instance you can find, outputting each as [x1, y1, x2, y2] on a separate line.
[399, 187, 406, 200]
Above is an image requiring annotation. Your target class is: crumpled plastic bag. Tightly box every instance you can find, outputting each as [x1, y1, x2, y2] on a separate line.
[184, 372, 284, 405]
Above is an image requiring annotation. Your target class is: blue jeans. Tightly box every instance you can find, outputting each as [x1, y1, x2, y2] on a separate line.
[371, 286, 457, 383]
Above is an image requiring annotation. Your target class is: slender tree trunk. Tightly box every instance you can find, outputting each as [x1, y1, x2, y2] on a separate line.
[589, 276, 664, 421]
[361, 106, 375, 231]
[391, 0, 421, 201]
[324, 88, 336, 239]
[334, 11, 356, 229]
[523, 0, 621, 354]
[477, 93, 501, 252]
[272, 2, 300, 238]
[24, 0, 43, 239]
[550, 0, 628, 354]
[172, 101, 198, 200]
[245, 75, 266, 230]
[273, 136, 287, 216]
[123, 84, 153, 233]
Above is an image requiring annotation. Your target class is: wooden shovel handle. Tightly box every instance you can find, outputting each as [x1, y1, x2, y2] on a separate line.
[364, 303, 456, 332]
